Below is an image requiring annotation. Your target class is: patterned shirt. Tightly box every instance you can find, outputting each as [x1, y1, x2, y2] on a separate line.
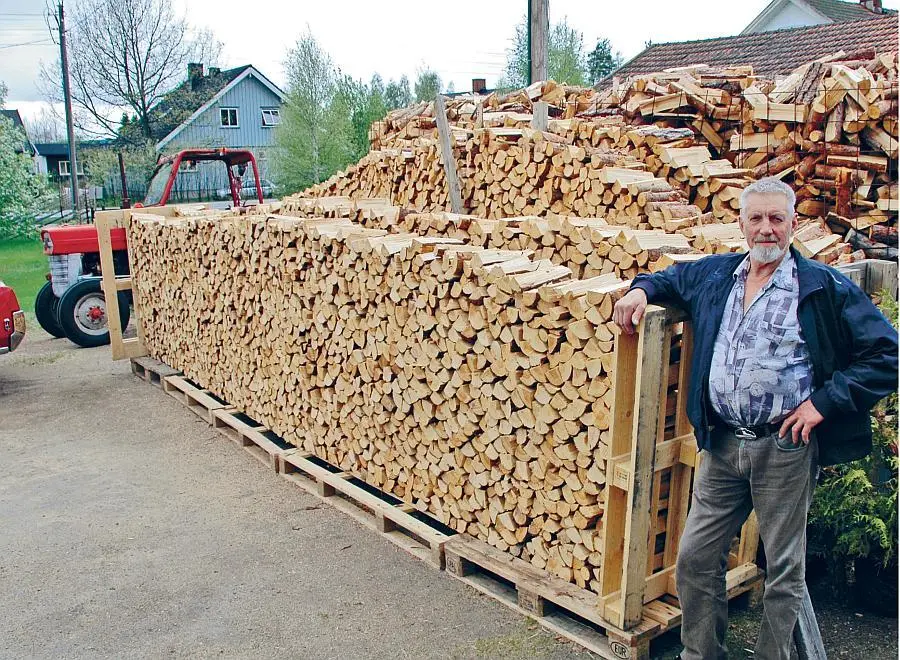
[708, 253, 814, 427]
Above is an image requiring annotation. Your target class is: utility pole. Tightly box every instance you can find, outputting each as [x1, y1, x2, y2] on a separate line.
[528, 0, 549, 85]
[57, 1, 80, 219]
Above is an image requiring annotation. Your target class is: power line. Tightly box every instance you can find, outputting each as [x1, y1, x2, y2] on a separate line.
[0, 38, 53, 49]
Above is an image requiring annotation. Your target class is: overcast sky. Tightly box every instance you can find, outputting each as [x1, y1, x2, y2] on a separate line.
[2, 0, 899, 128]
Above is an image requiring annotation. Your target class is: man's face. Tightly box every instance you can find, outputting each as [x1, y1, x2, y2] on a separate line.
[739, 192, 798, 264]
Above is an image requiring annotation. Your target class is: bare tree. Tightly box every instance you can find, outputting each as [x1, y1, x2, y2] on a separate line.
[42, 0, 220, 141]
[25, 105, 66, 143]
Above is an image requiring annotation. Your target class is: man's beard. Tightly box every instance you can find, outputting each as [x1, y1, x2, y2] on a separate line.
[750, 241, 787, 264]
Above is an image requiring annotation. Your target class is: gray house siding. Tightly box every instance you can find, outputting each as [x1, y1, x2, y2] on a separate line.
[164, 75, 282, 151]
[160, 72, 283, 193]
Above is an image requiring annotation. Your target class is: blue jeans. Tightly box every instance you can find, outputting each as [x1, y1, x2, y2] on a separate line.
[677, 428, 819, 660]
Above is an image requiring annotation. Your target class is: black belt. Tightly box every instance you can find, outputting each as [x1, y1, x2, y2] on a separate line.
[723, 421, 782, 440]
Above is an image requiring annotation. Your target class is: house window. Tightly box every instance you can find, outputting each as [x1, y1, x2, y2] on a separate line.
[220, 107, 239, 128]
[58, 160, 85, 176]
[261, 107, 280, 127]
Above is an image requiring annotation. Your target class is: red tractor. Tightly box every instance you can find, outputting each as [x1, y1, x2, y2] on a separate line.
[36, 148, 264, 347]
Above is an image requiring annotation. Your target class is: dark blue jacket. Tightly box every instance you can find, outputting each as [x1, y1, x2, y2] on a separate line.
[631, 248, 898, 465]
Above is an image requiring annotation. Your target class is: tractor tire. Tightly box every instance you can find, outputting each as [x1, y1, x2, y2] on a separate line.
[34, 281, 66, 338]
[57, 278, 130, 348]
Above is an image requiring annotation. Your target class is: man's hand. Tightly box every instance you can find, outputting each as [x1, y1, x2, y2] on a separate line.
[778, 399, 825, 446]
[613, 289, 648, 335]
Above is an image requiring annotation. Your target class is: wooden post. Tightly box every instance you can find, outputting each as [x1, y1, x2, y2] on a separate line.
[434, 94, 463, 214]
[529, 0, 548, 85]
[532, 101, 549, 131]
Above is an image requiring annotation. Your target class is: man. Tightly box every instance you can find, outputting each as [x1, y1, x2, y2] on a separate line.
[612, 177, 898, 660]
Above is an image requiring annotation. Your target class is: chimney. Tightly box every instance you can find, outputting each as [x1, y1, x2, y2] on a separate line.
[472, 78, 487, 94]
[860, 0, 882, 12]
[188, 62, 204, 90]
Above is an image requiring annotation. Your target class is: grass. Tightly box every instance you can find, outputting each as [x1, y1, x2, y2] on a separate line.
[0, 237, 47, 318]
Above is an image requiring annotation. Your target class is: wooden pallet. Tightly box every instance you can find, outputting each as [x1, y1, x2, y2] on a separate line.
[162, 375, 228, 424]
[279, 451, 455, 569]
[130, 356, 180, 387]
[212, 408, 295, 472]
[445, 534, 763, 660]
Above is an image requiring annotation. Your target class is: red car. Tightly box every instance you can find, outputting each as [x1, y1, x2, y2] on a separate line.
[0, 281, 26, 355]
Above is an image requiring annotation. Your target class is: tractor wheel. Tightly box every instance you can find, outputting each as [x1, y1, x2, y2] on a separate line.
[34, 281, 65, 338]
[57, 279, 130, 348]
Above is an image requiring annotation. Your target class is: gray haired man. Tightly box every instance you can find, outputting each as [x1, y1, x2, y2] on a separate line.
[613, 177, 898, 659]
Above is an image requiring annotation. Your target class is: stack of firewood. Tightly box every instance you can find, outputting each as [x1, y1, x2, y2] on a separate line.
[128, 209, 663, 591]
[302, 49, 897, 263]
[280, 197, 697, 280]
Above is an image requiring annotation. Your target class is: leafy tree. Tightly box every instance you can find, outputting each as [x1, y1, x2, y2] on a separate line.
[587, 38, 623, 84]
[80, 141, 158, 205]
[0, 84, 51, 239]
[414, 68, 442, 102]
[273, 31, 354, 194]
[41, 0, 221, 141]
[385, 75, 413, 110]
[500, 16, 592, 88]
[548, 21, 587, 86]
[339, 75, 375, 161]
[808, 294, 898, 601]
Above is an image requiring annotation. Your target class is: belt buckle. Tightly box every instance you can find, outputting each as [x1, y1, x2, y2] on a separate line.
[734, 426, 757, 440]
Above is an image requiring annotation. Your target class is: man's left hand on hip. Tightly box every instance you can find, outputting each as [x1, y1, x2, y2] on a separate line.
[778, 399, 825, 446]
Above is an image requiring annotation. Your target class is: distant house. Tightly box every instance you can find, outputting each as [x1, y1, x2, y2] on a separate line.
[2, 109, 35, 156]
[33, 143, 83, 181]
[150, 63, 286, 195]
[33, 141, 112, 182]
[742, 0, 894, 34]
[605, 13, 898, 82]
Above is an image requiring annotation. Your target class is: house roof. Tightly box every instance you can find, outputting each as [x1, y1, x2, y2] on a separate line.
[33, 139, 112, 157]
[805, 0, 893, 22]
[743, 0, 896, 34]
[34, 142, 69, 157]
[154, 65, 286, 152]
[608, 13, 898, 82]
[1, 109, 25, 131]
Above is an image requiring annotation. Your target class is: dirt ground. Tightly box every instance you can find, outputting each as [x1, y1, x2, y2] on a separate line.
[1, 329, 896, 659]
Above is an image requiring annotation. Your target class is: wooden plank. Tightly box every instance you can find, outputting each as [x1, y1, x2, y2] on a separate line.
[737, 511, 760, 564]
[212, 408, 292, 472]
[130, 356, 179, 387]
[162, 375, 226, 423]
[663, 322, 695, 573]
[599, 326, 640, 603]
[282, 451, 450, 566]
[446, 534, 660, 640]
[434, 94, 463, 214]
[96, 210, 146, 361]
[444, 563, 643, 660]
[620, 306, 668, 628]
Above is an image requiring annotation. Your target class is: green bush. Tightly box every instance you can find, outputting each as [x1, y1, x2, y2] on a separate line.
[808, 292, 898, 581]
